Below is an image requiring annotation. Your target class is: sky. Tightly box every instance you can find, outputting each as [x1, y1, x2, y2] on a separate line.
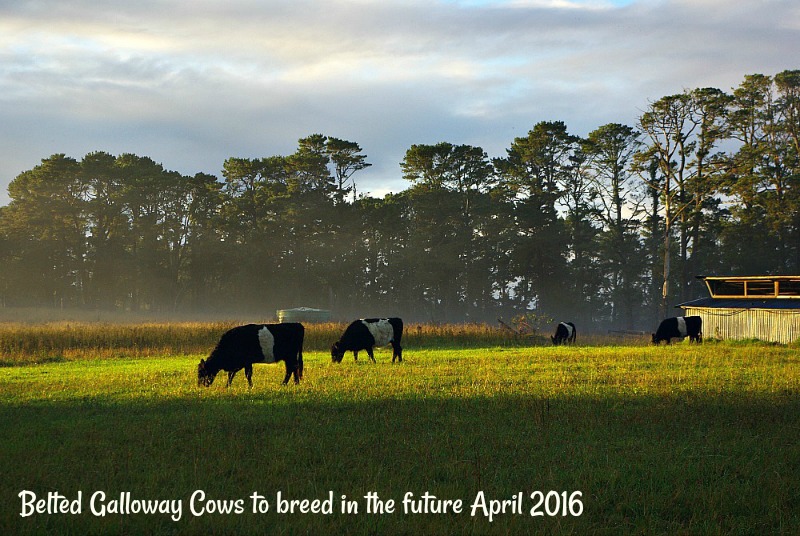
[1, 0, 797, 206]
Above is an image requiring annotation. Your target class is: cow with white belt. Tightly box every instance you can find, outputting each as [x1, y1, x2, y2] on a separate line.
[652, 316, 702, 345]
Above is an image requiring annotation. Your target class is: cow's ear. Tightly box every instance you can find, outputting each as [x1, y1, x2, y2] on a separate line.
[199, 358, 205, 367]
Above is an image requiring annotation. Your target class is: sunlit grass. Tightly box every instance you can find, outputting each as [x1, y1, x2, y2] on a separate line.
[1, 331, 798, 534]
[3, 343, 797, 404]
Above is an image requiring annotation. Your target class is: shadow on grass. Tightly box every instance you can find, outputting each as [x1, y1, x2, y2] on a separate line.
[1, 392, 798, 535]
[0, 355, 69, 367]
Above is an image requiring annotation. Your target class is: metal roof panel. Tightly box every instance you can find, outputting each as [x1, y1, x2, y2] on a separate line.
[677, 297, 800, 310]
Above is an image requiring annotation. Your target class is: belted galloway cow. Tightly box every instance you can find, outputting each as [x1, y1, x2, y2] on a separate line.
[652, 316, 702, 345]
[331, 317, 403, 363]
[551, 322, 577, 345]
[197, 323, 304, 387]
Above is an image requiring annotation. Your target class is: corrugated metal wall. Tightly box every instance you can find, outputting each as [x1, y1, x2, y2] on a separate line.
[683, 307, 800, 344]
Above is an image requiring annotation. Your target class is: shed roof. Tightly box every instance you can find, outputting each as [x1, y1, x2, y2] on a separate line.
[695, 275, 800, 299]
[678, 297, 800, 310]
[698, 275, 800, 281]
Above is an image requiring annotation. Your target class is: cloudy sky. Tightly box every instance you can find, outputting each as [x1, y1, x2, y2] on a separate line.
[1, 0, 797, 205]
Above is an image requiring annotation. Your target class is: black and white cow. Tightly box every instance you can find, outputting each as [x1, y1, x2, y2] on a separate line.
[331, 317, 403, 363]
[197, 323, 304, 387]
[551, 321, 577, 345]
[652, 316, 702, 345]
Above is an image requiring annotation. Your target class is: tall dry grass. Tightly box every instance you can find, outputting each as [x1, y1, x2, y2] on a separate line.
[0, 321, 566, 365]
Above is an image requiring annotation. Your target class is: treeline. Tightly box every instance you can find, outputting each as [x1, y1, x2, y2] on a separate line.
[1, 70, 798, 329]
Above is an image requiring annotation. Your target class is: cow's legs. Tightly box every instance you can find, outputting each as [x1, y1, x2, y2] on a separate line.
[244, 364, 253, 388]
[226, 370, 237, 387]
[292, 364, 300, 384]
[353, 350, 358, 361]
[366, 347, 376, 363]
[298, 350, 304, 379]
[281, 359, 300, 385]
[286, 359, 300, 384]
[392, 343, 403, 363]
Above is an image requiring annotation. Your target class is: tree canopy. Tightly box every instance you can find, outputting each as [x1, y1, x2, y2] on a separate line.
[1, 71, 798, 329]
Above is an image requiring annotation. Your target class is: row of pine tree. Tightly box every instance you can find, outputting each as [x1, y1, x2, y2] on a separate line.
[1, 71, 797, 329]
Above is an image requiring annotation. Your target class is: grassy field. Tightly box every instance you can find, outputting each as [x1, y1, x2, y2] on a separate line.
[1, 323, 798, 535]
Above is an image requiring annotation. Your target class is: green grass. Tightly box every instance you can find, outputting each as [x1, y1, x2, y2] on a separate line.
[1, 341, 799, 535]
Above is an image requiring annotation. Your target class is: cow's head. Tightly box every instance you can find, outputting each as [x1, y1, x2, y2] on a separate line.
[330, 342, 345, 363]
[197, 358, 218, 387]
[651, 333, 659, 345]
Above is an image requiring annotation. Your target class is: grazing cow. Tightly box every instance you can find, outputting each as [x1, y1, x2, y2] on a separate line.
[652, 316, 702, 345]
[331, 317, 403, 363]
[197, 323, 304, 387]
[551, 322, 577, 345]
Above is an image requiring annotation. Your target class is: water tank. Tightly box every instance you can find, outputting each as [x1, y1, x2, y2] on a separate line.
[276, 307, 331, 323]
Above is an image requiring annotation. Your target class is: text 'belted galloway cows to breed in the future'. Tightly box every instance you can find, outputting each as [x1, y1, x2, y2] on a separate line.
[331, 318, 404, 363]
[551, 322, 577, 345]
[652, 316, 703, 345]
[198, 323, 305, 387]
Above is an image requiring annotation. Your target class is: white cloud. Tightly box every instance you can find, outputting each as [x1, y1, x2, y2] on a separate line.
[0, 0, 798, 204]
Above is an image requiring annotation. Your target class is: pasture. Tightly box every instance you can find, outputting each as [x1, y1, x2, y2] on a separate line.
[0, 322, 798, 535]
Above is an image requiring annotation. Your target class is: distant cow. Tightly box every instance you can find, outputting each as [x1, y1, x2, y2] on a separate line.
[551, 322, 577, 345]
[331, 318, 403, 363]
[198, 323, 304, 387]
[652, 316, 702, 345]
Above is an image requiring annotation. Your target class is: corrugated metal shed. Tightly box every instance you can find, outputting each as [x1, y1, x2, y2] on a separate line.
[678, 297, 800, 344]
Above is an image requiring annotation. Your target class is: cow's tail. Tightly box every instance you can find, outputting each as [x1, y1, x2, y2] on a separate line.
[298, 324, 305, 379]
[298, 345, 304, 379]
[393, 317, 404, 344]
